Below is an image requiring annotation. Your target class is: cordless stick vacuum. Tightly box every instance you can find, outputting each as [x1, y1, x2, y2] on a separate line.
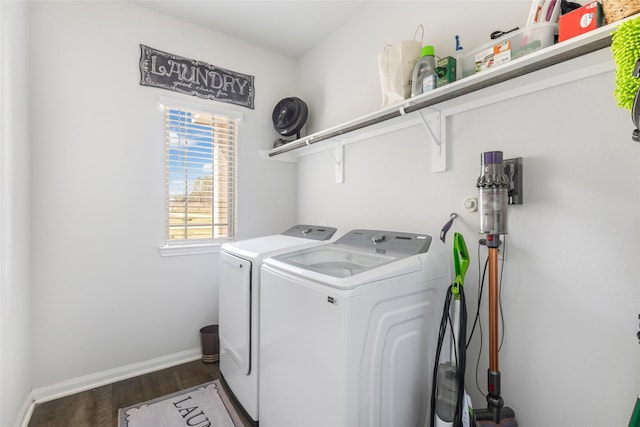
[474, 151, 517, 427]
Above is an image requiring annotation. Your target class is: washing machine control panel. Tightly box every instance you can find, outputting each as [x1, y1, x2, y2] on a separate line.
[281, 224, 337, 241]
[335, 229, 432, 255]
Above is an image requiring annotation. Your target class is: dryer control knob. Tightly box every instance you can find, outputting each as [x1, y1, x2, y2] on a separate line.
[372, 234, 385, 244]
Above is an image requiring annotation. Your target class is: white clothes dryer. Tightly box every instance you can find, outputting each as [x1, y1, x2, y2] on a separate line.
[218, 225, 338, 423]
[259, 229, 450, 427]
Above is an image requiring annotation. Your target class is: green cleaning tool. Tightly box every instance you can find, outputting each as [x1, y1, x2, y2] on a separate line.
[611, 16, 640, 110]
[430, 232, 473, 427]
[611, 16, 640, 141]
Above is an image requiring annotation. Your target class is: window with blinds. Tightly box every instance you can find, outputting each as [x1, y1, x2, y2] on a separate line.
[164, 105, 238, 244]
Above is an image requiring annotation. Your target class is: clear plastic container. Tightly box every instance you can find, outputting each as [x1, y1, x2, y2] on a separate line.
[479, 187, 508, 235]
[459, 23, 558, 78]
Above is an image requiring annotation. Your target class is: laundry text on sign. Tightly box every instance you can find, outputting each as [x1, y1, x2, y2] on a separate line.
[140, 44, 254, 109]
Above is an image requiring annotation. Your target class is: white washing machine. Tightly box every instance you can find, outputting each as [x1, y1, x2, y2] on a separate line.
[259, 229, 450, 427]
[218, 224, 338, 423]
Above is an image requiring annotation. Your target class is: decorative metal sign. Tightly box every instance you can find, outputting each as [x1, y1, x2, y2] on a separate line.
[139, 44, 254, 109]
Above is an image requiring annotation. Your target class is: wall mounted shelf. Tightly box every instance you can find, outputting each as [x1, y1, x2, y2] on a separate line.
[263, 16, 631, 176]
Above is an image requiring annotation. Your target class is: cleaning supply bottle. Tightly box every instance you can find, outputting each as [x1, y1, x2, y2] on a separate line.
[411, 45, 437, 97]
[455, 35, 464, 81]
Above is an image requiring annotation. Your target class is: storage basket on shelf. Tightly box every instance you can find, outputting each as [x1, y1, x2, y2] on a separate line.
[603, 0, 640, 24]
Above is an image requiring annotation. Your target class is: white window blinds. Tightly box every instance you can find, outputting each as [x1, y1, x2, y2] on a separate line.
[164, 105, 238, 243]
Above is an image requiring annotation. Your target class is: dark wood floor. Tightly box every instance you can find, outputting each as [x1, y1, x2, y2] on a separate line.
[28, 360, 254, 427]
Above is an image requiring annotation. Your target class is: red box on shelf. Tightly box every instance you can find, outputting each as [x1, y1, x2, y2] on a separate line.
[558, 1, 604, 42]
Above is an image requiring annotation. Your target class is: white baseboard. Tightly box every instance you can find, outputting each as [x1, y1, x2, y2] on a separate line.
[16, 348, 201, 427]
[15, 393, 35, 427]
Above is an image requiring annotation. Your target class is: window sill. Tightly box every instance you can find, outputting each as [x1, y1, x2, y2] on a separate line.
[159, 242, 222, 257]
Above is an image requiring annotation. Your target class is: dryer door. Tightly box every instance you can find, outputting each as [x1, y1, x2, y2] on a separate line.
[219, 251, 252, 375]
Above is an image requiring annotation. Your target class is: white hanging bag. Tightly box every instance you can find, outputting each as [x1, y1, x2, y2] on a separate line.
[377, 25, 423, 108]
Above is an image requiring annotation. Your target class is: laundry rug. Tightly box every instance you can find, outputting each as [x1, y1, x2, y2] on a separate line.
[118, 380, 243, 427]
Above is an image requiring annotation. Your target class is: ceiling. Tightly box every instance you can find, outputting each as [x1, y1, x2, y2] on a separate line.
[131, 1, 370, 58]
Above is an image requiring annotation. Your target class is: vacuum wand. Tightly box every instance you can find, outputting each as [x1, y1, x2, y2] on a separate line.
[488, 240, 499, 374]
[475, 152, 517, 426]
[484, 237, 507, 421]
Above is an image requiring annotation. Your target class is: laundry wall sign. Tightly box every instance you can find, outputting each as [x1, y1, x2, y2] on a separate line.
[139, 44, 254, 109]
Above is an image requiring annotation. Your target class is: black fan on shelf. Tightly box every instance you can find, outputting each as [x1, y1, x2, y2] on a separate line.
[272, 97, 308, 148]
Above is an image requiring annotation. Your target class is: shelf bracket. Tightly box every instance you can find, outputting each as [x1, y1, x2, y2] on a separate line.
[320, 139, 344, 184]
[415, 109, 446, 172]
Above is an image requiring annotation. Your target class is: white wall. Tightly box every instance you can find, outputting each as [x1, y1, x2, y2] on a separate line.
[28, 1, 297, 390]
[0, 1, 32, 426]
[297, 2, 640, 426]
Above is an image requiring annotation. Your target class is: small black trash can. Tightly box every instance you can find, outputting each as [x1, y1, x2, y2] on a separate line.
[199, 325, 219, 363]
